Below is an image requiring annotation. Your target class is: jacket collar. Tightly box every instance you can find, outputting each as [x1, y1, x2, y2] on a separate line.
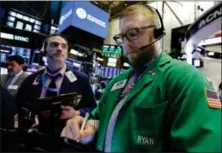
[117, 52, 172, 106]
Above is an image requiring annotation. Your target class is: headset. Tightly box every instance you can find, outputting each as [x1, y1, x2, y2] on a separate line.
[143, 4, 166, 39]
[118, 4, 166, 53]
[138, 4, 166, 51]
[40, 34, 69, 57]
[119, 4, 166, 65]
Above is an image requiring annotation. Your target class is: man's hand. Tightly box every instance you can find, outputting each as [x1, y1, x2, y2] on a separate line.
[60, 105, 80, 120]
[60, 115, 98, 144]
[14, 114, 18, 128]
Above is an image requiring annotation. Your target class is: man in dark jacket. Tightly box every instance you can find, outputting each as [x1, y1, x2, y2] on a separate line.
[0, 84, 16, 129]
[0, 55, 29, 97]
[0, 85, 17, 151]
[16, 34, 96, 133]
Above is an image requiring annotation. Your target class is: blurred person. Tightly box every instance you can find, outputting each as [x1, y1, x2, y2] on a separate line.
[61, 4, 221, 152]
[16, 34, 96, 133]
[0, 55, 29, 97]
[0, 85, 18, 151]
[219, 82, 222, 101]
[0, 84, 16, 129]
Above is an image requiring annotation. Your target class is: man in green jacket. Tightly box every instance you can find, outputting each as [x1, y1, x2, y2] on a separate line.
[61, 4, 221, 152]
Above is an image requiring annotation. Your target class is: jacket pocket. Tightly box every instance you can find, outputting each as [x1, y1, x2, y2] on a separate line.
[130, 101, 168, 152]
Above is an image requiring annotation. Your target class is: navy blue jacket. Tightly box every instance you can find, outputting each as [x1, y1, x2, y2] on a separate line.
[0, 85, 16, 129]
[16, 66, 96, 129]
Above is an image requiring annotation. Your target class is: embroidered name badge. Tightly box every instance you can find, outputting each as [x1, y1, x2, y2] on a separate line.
[111, 79, 127, 91]
[137, 135, 155, 145]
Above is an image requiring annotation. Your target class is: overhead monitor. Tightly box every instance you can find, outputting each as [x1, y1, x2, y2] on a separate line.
[16, 13, 23, 19]
[9, 11, 16, 17]
[107, 57, 117, 67]
[0, 45, 31, 65]
[15, 21, 24, 29]
[58, 1, 109, 38]
[23, 15, 30, 22]
[8, 16, 15, 22]
[34, 25, 41, 30]
[102, 45, 122, 57]
[25, 24, 32, 31]
[6, 21, 14, 27]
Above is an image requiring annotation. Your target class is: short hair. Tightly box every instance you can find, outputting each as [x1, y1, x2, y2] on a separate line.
[120, 4, 160, 28]
[42, 33, 69, 51]
[7, 55, 24, 65]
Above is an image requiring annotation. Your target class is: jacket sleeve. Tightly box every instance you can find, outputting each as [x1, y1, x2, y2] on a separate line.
[0, 85, 16, 128]
[167, 67, 221, 152]
[90, 78, 116, 120]
[16, 76, 34, 129]
[78, 77, 97, 117]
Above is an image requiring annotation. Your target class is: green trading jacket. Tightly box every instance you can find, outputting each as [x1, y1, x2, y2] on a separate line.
[91, 52, 221, 152]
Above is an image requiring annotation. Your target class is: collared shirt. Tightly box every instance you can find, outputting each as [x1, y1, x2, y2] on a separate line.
[40, 65, 66, 98]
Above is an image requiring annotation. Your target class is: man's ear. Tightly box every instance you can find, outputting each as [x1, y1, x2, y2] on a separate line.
[20, 64, 25, 69]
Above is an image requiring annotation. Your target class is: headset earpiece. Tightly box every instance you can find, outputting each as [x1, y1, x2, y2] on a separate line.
[143, 4, 166, 39]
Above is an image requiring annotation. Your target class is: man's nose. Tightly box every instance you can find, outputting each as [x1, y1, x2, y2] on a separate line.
[56, 45, 63, 52]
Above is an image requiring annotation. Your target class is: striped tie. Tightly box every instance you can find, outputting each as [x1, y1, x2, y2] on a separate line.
[104, 73, 139, 152]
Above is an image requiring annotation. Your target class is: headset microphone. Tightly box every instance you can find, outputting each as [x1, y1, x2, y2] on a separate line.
[138, 34, 164, 52]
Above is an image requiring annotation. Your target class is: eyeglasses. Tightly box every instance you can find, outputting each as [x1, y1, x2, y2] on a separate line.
[113, 25, 156, 45]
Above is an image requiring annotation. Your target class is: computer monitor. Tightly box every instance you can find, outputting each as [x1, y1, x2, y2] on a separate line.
[25, 23, 32, 31]
[15, 21, 24, 30]
[32, 50, 41, 66]
[107, 57, 117, 67]
[0, 45, 31, 65]
[102, 45, 122, 57]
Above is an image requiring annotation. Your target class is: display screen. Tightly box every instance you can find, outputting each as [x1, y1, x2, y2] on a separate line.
[34, 25, 40, 30]
[0, 45, 31, 65]
[32, 50, 41, 66]
[7, 11, 43, 33]
[58, 1, 109, 38]
[9, 11, 16, 17]
[16, 21, 24, 29]
[16, 13, 23, 19]
[8, 16, 15, 22]
[7, 21, 14, 27]
[25, 24, 32, 31]
[35, 20, 41, 25]
[23, 15, 30, 22]
[29, 18, 35, 23]
[102, 45, 122, 57]
[107, 57, 117, 67]
[66, 58, 82, 70]
[96, 65, 123, 79]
